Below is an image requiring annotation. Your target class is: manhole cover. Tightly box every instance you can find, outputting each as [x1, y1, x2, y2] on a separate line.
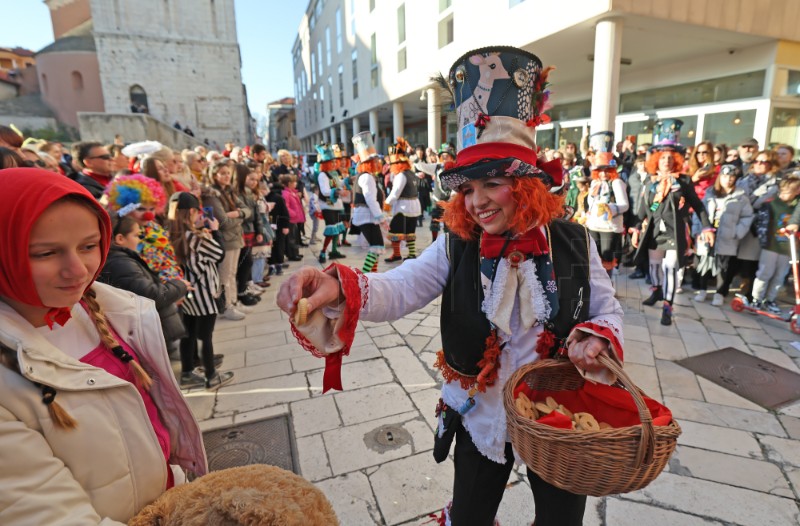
[365, 425, 411, 452]
[677, 347, 800, 409]
[203, 415, 298, 473]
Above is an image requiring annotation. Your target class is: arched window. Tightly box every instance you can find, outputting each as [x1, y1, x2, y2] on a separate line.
[129, 84, 148, 113]
[71, 71, 83, 90]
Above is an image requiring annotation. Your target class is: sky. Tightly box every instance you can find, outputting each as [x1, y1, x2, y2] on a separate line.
[1, 0, 307, 119]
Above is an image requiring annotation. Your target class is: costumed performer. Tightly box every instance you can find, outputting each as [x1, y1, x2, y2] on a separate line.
[633, 119, 713, 326]
[277, 45, 624, 526]
[350, 131, 387, 273]
[383, 137, 422, 262]
[414, 142, 457, 242]
[333, 143, 354, 247]
[315, 143, 347, 263]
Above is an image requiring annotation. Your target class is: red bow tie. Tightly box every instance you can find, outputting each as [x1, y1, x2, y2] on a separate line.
[480, 228, 548, 259]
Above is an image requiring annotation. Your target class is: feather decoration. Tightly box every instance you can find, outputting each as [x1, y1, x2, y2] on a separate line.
[430, 73, 454, 107]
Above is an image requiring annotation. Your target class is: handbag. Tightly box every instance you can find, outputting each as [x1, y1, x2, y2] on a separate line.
[433, 399, 460, 463]
[214, 286, 227, 313]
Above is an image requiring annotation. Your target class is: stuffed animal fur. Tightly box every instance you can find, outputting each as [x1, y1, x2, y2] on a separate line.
[129, 464, 339, 526]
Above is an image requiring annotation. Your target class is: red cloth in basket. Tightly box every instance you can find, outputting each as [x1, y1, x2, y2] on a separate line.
[514, 380, 673, 429]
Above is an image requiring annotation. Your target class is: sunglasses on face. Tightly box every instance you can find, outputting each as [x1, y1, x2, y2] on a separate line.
[754, 160, 771, 165]
[88, 154, 112, 160]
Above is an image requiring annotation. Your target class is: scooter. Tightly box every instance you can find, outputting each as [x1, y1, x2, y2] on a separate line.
[730, 229, 800, 334]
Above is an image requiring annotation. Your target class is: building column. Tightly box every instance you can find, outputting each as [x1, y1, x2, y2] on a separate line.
[369, 110, 379, 137]
[353, 117, 361, 136]
[322, 129, 329, 144]
[427, 88, 441, 150]
[590, 17, 623, 135]
[330, 126, 338, 145]
[392, 101, 404, 138]
[340, 122, 348, 144]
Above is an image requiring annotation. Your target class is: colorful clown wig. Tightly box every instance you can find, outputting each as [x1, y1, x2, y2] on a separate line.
[645, 150, 685, 176]
[105, 173, 167, 214]
[442, 176, 564, 240]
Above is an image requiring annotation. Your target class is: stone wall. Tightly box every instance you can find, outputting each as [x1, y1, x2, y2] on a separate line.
[89, 0, 249, 146]
[78, 112, 204, 150]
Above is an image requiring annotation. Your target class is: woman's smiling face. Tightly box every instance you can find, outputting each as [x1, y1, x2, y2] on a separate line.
[460, 176, 516, 235]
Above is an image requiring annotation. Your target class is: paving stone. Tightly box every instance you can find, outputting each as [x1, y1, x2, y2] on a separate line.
[291, 395, 341, 437]
[624, 339, 655, 367]
[307, 358, 394, 396]
[197, 415, 233, 432]
[367, 324, 395, 337]
[736, 327, 778, 348]
[781, 401, 800, 418]
[759, 434, 800, 467]
[391, 318, 420, 335]
[410, 325, 439, 337]
[646, 316, 681, 338]
[697, 377, 766, 412]
[418, 316, 440, 328]
[676, 420, 763, 459]
[663, 396, 786, 437]
[218, 351, 245, 370]
[291, 353, 325, 372]
[214, 331, 288, 354]
[778, 414, 800, 440]
[183, 390, 216, 420]
[211, 325, 246, 342]
[296, 434, 332, 482]
[322, 412, 431, 475]
[670, 445, 792, 497]
[352, 329, 373, 347]
[404, 334, 432, 353]
[724, 309, 764, 329]
[674, 317, 708, 334]
[495, 480, 536, 526]
[403, 312, 426, 320]
[345, 343, 385, 363]
[697, 318, 737, 335]
[785, 466, 800, 501]
[709, 331, 747, 350]
[652, 334, 688, 360]
[246, 341, 307, 365]
[750, 344, 800, 372]
[381, 345, 437, 392]
[335, 383, 416, 425]
[242, 314, 285, 337]
[226, 359, 293, 385]
[623, 323, 651, 343]
[315, 472, 380, 524]
[693, 302, 729, 321]
[424, 333, 442, 352]
[624, 472, 799, 526]
[373, 333, 406, 348]
[657, 359, 702, 401]
[232, 404, 288, 425]
[370, 452, 455, 525]
[214, 373, 309, 416]
[678, 330, 717, 357]
[582, 496, 605, 526]
[409, 388, 442, 432]
[605, 497, 722, 525]
[760, 318, 799, 342]
[624, 363, 661, 400]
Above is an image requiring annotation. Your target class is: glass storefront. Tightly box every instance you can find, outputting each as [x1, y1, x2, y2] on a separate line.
[770, 108, 800, 150]
[703, 109, 757, 147]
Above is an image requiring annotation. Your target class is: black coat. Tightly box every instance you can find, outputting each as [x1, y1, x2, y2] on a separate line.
[266, 183, 291, 230]
[635, 174, 709, 268]
[98, 245, 188, 342]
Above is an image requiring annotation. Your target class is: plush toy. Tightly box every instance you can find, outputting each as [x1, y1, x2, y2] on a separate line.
[129, 464, 339, 526]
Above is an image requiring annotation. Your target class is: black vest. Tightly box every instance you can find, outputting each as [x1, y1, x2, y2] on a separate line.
[317, 170, 341, 200]
[396, 170, 419, 199]
[353, 172, 384, 208]
[440, 219, 592, 376]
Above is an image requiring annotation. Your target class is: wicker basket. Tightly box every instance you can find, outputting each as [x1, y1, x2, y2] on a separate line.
[504, 355, 681, 496]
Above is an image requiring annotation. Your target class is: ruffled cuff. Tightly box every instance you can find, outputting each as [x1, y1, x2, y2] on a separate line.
[289, 263, 368, 392]
[565, 320, 624, 385]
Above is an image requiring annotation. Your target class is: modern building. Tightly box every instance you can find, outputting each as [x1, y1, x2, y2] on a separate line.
[266, 97, 301, 153]
[34, 0, 252, 144]
[293, 0, 800, 156]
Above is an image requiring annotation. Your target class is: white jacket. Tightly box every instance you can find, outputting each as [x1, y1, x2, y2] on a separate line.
[0, 282, 207, 525]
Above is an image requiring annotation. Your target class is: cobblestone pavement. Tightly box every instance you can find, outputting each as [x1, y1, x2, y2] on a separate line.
[184, 223, 800, 526]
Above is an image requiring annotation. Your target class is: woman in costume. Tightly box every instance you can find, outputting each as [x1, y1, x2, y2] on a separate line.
[350, 131, 387, 273]
[315, 143, 348, 263]
[634, 119, 713, 326]
[277, 46, 623, 526]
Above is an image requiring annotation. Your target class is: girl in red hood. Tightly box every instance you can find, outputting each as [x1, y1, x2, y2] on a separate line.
[0, 168, 206, 524]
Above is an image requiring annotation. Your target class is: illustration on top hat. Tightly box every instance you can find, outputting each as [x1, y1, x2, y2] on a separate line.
[437, 45, 560, 191]
[315, 142, 335, 162]
[387, 137, 411, 165]
[438, 142, 456, 157]
[331, 143, 343, 158]
[589, 131, 617, 171]
[650, 119, 686, 155]
[351, 131, 378, 163]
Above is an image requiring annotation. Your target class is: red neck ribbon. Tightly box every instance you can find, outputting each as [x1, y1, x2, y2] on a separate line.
[479, 227, 548, 259]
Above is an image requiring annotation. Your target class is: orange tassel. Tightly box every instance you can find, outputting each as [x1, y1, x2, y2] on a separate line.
[433, 350, 475, 390]
[535, 329, 556, 358]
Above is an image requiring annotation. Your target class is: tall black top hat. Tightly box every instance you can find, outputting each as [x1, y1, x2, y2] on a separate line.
[438, 45, 561, 191]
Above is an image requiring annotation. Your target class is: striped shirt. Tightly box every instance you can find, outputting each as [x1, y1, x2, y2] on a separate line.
[180, 231, 225, 317]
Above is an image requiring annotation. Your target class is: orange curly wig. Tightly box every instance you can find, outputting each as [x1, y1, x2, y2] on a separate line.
[357, 158, 382, 175]
[645, 150, 685, 175]
[591, 168, 620, 180]
[442, 177, 564, 240]
[389, 161, 412, 174]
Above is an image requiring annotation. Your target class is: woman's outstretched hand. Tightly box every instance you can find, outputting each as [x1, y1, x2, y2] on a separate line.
[276, 266, 343, 319]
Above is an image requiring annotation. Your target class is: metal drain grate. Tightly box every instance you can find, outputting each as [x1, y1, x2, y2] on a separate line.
[677, 347, 800, 410]
[203, 415, 298, 474]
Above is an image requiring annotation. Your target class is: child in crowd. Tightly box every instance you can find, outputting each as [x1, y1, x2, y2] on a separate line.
[99, 213, 190, 356]
[266, 175, 291, 275]
[0, 168, 206, 524]
[168, 192, 234, 390]
[749, 175, 800, 313]
[281, 173, 305, 261]
[307, 183, 322, 244]
[248, 168, 275, 287]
